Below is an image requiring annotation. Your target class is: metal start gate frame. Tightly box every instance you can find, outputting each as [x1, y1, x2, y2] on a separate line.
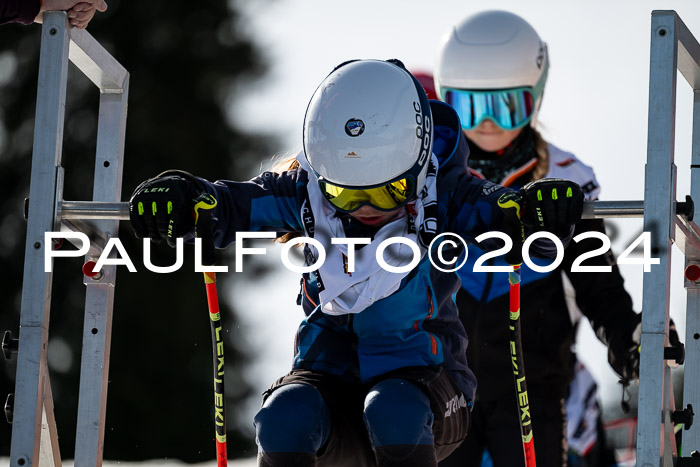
[6, 12, 128, 467]
[5, 8, 700, 467]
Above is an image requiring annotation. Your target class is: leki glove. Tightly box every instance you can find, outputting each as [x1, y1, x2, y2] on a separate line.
[608, 318, 683, 381]
[520, 178, 584, 238]
[609, 321, 642, 381]
[129, 170, 204, 247]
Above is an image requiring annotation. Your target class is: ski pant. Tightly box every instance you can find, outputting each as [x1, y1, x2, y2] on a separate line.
[438, 395, 568, 467]
[254, 367, 471, 467]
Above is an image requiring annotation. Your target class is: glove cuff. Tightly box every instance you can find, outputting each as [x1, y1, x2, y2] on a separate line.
[156, 169, 206, 192]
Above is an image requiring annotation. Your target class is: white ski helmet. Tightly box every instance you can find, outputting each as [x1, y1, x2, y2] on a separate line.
[435, 10, 549, 125]
[303, 59, 432, 210]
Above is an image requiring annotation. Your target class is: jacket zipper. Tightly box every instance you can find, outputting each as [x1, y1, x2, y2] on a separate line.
[414, 286, 438, 355]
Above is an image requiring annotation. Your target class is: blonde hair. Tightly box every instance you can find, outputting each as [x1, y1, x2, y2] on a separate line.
[530, 126, 550, 181]
[270, 154, 300, 173]
[269, 152, 302, 244]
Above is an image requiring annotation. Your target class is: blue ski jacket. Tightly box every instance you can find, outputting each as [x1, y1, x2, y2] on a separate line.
[200, 101, 541, 401]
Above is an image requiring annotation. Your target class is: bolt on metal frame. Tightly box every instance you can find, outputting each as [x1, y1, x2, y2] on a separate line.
[9, 7, 700, 467]
[9, 12, 128, 467]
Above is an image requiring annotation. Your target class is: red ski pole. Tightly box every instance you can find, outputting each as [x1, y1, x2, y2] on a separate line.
[499, 193, 536, 467]
[194, 194, 227, 467]
[508, 264, 535, 466]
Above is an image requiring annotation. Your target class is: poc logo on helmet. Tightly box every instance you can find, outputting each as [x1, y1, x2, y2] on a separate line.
[536, 42, 546, 69]
[414, 101, 431, 166]
[345, 118, 365, 137]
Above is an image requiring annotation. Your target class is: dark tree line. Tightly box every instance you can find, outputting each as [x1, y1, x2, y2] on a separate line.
[0, 0, 276, 461]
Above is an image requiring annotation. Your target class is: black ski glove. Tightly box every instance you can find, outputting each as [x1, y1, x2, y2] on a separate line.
[520, 178, 584, 238]
[496, 190, 526, 265]
[129, 170, 204, 247]
[608, 318, 683, 381]
[608, 321, 642, 381]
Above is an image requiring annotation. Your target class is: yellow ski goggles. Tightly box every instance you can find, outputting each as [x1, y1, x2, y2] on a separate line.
[319, 177, 416, 213]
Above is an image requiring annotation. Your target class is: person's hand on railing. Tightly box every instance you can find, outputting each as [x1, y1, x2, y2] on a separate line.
[520, 178, 584, 238]
[64, 1, 106, 29]
[35, 0, 107, 29]
[129, 170, 206, 247]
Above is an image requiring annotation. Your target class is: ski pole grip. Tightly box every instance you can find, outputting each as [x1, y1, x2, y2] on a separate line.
[497, 191, 525, 266]
[194, 193, 218, 267]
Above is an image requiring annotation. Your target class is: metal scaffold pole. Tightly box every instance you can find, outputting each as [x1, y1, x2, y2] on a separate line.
[682, 79, 700, 454]
[9, 12, 71, 467]
[8, 12, 129, 467]
[635, 10, 700, 467]
[636, 10, 679, 466]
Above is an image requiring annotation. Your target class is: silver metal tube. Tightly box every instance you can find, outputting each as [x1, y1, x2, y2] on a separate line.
[58, 200, 648, 222]
[69, 28, 129, 92]
[581, 200, 644, 219]
[59, 201, 130, 220]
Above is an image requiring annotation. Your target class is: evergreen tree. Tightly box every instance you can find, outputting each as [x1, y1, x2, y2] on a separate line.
[0, 0, 272, 461]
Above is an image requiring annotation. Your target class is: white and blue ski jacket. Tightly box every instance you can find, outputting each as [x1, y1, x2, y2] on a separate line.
[200, 102, 546, 401]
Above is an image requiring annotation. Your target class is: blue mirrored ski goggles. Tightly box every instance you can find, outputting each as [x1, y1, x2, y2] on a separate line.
[442, 87, 536, 130]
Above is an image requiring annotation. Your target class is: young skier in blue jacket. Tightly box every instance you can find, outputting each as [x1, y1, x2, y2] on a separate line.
[129, 58, 584, 467]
